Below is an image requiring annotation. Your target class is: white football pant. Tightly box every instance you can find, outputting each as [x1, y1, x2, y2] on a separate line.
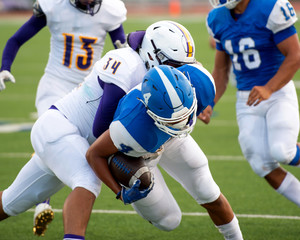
[2, 109, 101, 216]
[237, 81, 299, 177]
[132, 135, 221, 231]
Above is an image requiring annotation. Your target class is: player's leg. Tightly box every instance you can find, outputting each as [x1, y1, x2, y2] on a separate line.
[265, 82, 300, 205]
[33, 73, 79, 235]
[237, 85, 300, 207]
[237, 108, 300, 204]
[63, 187, 96, 236]
[132, 166, 182, 231]
[0, 154, 64, 220]
[159, 136, 243, 240]
[31, 110, 101, 237]
[267, 81, 300, 166]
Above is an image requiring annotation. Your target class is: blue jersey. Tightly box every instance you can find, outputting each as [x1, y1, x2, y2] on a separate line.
[109, 64, 216, 157]
[206, 0, 297, 90]
[178, 64, 216, 115]
[109, 86, 171, 157]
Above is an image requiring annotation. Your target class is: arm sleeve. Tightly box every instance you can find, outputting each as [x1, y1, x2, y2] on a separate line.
[108, 24, 126, 49]
[93, 79, 126, 138]
[0, 15, 46, 71]
[273, 25, 297, 45]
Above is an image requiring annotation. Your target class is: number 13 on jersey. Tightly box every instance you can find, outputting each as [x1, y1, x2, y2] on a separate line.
[62, 33, 98, 71]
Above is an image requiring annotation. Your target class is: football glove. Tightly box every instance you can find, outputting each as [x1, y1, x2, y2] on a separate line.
[114, 40, 128, 49]
[0, 70, 16, 91]
[116, 179, 154, 204]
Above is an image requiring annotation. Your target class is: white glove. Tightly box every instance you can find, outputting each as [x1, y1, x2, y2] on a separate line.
[0, 70, 16, 91]
[114, 40, 129, 49]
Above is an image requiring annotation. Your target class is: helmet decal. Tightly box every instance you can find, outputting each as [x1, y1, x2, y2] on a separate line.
[170, 22, 194, 58]
[155, 66, 184, 110]
[139, 20, 196, 70]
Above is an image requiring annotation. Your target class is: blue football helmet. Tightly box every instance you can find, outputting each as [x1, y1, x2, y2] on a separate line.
[209, 0, 241, 9]
[141, 65, 197, 138]
[69, 0, 102, 16]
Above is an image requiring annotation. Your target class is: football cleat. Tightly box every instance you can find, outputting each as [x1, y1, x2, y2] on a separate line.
[33, 203, 54, 236]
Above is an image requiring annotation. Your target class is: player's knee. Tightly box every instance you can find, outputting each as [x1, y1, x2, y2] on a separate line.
[270, 143, 295, 164]
[152, 212, 181, 231]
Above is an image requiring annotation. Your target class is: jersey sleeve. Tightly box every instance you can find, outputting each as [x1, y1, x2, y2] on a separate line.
[266, 0, 298, 34]
[110, 121, 147, 157]
[178, 64, 216, 114]
[92, 49, 145, 93]
[92, 81, 126, 138]
[100, 0, 127, 32]
[92, 54, 132, 93]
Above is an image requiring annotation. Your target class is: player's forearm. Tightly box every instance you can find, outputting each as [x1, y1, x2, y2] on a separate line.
[265, 54, 300, 93]
[212, 70, 229, 105]
[1, 15, 46, 71]
[87, 152, 121, 195]
[109, 24, 126, 49]
[86, 130, 122, 195]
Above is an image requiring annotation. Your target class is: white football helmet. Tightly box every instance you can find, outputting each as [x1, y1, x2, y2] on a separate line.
[209, 0, 242, 9]
[139, 20, 196, 70]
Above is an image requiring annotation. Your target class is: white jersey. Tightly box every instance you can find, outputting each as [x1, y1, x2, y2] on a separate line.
[54, 47, 147, 143]
[39, 0, 127, 84]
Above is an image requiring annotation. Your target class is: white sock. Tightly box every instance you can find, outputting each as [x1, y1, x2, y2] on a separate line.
[276, 172, 300, 207]
[216, 215, 243, 240]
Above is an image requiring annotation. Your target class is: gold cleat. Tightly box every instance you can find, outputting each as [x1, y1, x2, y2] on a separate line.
[33, 203, 54, 236]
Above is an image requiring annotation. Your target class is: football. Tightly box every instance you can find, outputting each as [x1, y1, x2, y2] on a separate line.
[108, 152, 152, 190]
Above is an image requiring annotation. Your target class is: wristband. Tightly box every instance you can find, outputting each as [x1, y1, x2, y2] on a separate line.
[116, 190, 121, 200]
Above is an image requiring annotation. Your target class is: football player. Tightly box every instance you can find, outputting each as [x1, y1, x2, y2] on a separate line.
[201, 0, 300, 208]
[0, 20, 198, 240]
[0, 0, 127, 236]
[87, 65, 243, 240]
[0, 20, 243, 239]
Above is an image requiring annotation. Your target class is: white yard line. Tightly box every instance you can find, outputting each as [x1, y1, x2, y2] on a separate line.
[26, 208, 300, 220]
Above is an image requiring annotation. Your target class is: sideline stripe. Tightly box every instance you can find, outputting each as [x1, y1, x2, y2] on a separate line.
[0, 122, 33, 133]
[0, 152, 245, 161]
[26, 208, 300, 220]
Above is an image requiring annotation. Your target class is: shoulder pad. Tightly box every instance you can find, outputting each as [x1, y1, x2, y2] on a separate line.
[33, 1, 45, 17]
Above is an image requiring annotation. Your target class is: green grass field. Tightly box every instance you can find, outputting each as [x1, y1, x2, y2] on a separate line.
[0, 15, 300, 240]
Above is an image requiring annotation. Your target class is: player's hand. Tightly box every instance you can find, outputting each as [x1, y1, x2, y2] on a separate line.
[114, 40, 128, 49]
[247, 85, 272, 106]
[118, 179, 154, 204]
[198, 105, 213, 124]
[0, 70, 16, 91]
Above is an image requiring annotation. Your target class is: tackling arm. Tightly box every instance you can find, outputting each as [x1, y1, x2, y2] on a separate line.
[86, 130, 121, 195]
[92, 78, 126, 138]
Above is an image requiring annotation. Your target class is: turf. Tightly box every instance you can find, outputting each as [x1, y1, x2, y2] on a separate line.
[0, 15, 300, 240]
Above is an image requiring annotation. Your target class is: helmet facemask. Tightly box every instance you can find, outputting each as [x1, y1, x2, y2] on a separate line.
[209, 0, 241, 9]
[141, 65, 198, 138]
[146, 91, 197, 138]
[69, 0, 102, 16]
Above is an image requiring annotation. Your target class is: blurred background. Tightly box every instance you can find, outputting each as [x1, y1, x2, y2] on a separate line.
[0, 0, 211, 16]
